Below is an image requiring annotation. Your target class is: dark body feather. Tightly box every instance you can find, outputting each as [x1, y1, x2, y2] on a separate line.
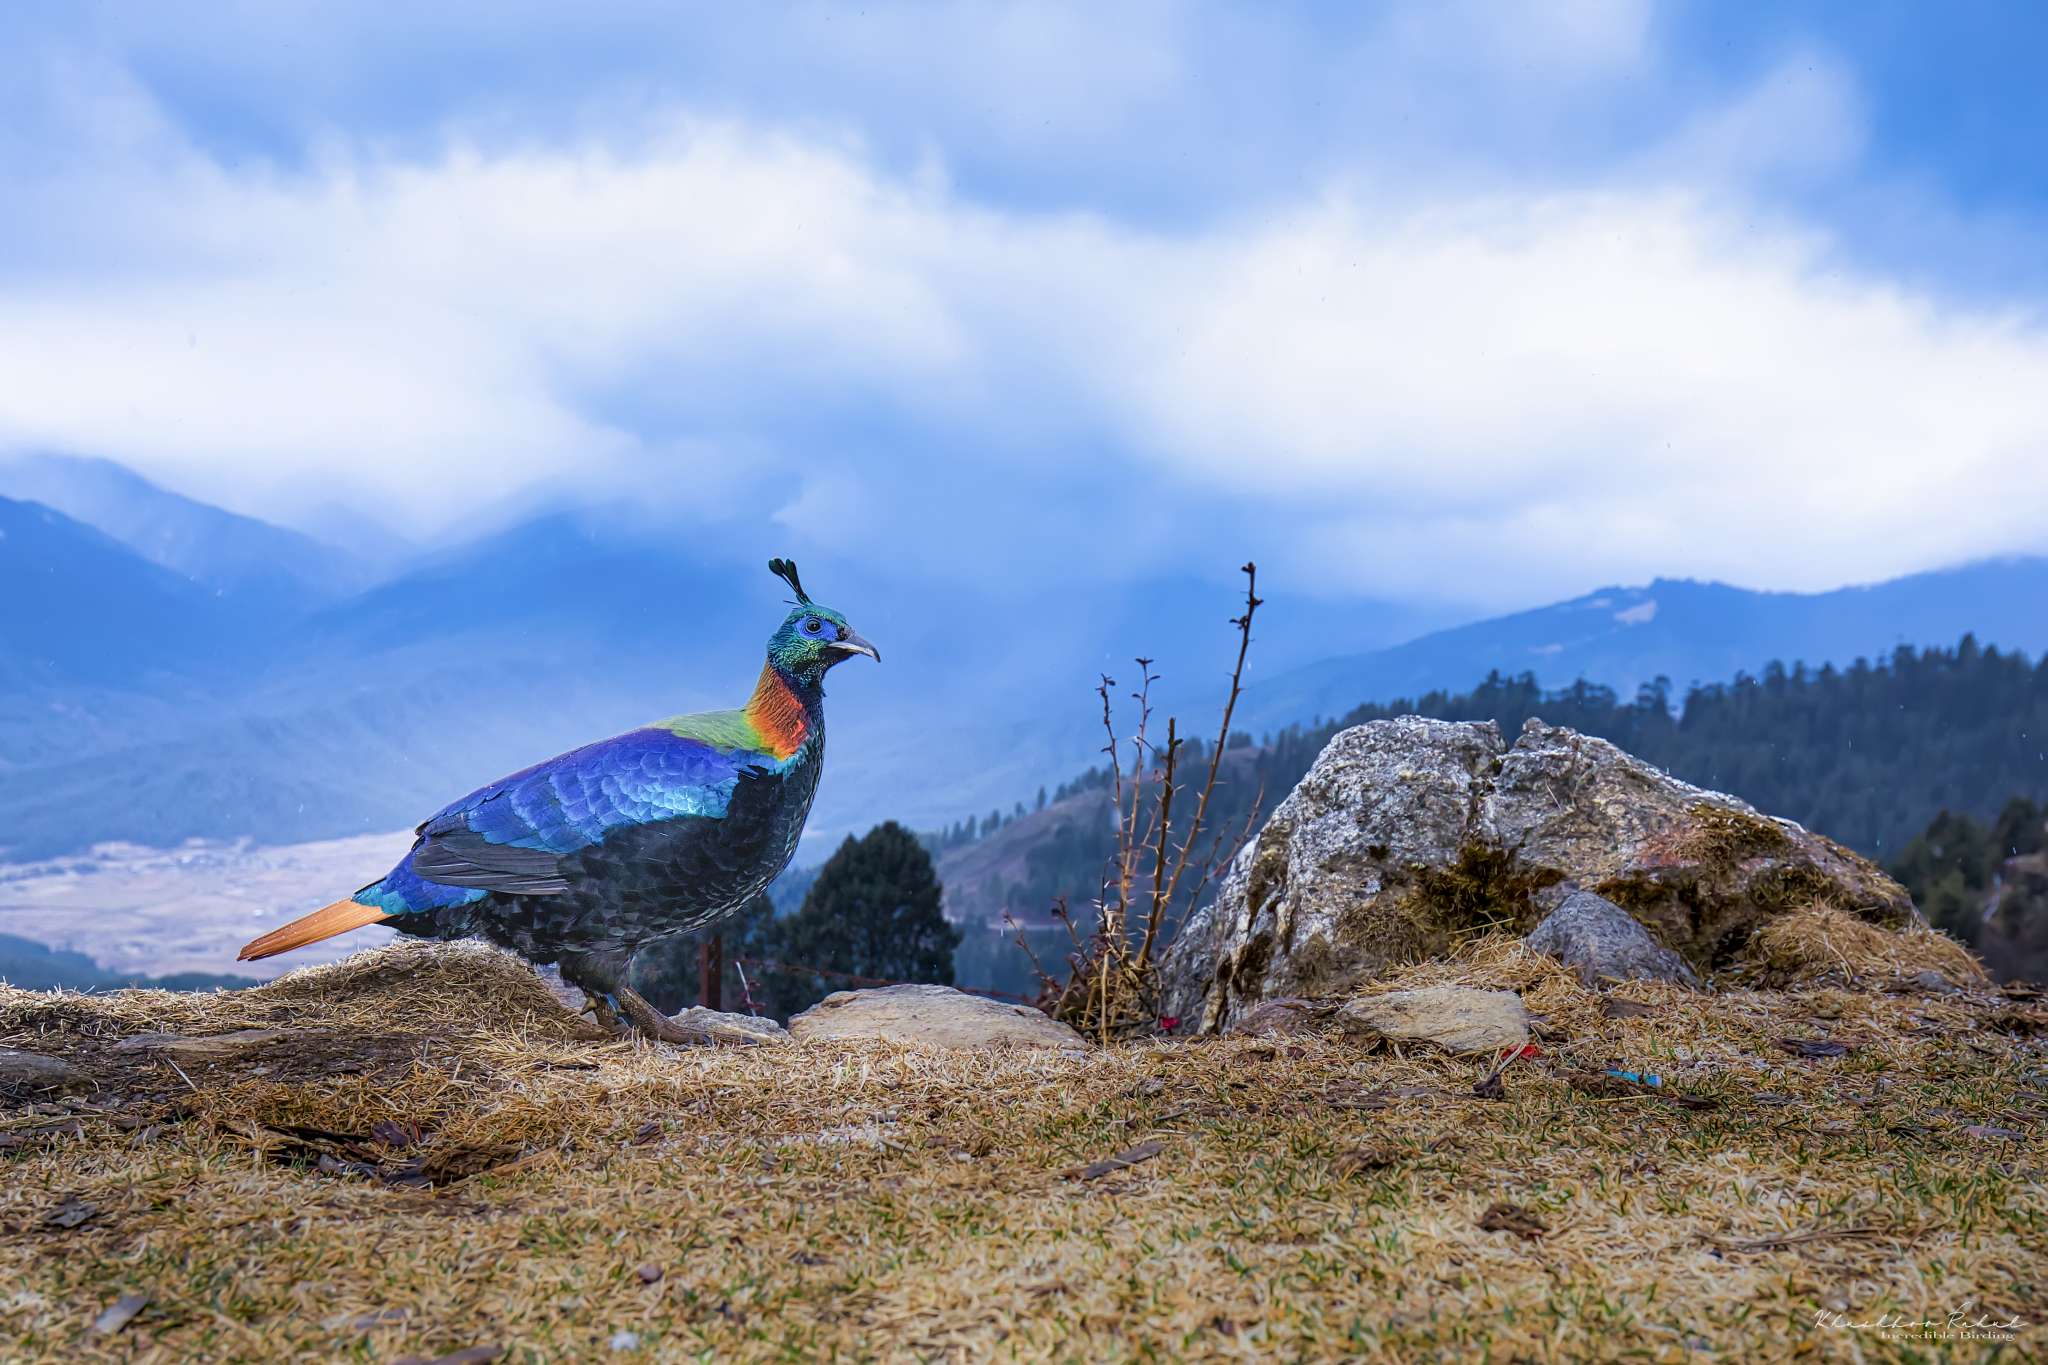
[390, 736, 822, 994]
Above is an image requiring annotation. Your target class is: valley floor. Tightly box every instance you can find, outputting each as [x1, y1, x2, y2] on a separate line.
[0, 834, 412, 980]
[0, 941, 2042, 1361]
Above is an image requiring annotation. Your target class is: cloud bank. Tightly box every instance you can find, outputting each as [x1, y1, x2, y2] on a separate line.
[1, 5, 2044, 609]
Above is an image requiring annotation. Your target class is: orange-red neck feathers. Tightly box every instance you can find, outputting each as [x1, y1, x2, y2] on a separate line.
[744, 663, 811, 761]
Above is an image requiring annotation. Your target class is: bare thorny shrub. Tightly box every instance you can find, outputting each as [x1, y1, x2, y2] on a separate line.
[1013, 563, 1265, 1041]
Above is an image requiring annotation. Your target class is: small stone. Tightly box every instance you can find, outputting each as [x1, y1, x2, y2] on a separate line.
[609, 1330, 642, 1351]
[42, 1195, 98, 1229]
[1525, 890, 1701, 988]
[0, 1049, 78, 1090]
[1336, 986, 1529, 1055]
[1478, 1200, 1548, 1240]
[635, 1264, 663, 1284]
[89, 1292, 149, 1337]
[788, 984, 1088, 1049]
[664, 1008, 791, 1046]
[777, 1122, 896, 1150]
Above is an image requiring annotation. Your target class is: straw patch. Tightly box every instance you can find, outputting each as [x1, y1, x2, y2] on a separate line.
[1742, 904, 1990, 989]
[0, 940, 2040, 1360]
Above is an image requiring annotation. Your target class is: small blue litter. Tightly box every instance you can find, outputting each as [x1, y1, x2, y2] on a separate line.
[1606, 1068, 1663, 1087]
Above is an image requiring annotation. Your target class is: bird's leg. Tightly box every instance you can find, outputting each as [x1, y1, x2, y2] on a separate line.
[581, 992, 628, 1036]
[559, 952, 762, 1047]
[560, 954, 641, 1040]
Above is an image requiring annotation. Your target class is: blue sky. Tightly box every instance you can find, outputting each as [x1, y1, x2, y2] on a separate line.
[2, 1, 2045, 613]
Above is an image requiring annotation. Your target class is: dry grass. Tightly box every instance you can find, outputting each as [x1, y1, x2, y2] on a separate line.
[1743, 904, 1992, 990]
[1, 940, 2043, 1362]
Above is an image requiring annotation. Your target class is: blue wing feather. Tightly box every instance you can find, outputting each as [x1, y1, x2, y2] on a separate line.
[360, 727, 759, 913]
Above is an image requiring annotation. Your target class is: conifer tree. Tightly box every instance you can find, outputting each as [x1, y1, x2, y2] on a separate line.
[774, 821, 960, 1014]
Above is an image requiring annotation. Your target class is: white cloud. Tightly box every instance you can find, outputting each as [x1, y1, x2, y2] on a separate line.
[1110, 186, 2048, 598]
[1650, 52, 1867, 184]
[0, 109, 973, 532]
[1381, 0, 1652, 77]
[1, 57, 2044, 601]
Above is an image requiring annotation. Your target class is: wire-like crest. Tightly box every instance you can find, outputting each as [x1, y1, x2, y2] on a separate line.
[768, 557, 811, 605]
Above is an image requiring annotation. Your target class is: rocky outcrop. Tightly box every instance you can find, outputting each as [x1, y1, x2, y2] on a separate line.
[789, 984, 1088, 1049]
[1159, 717, 1914, 1032]
[1525, 889, 1701, 988]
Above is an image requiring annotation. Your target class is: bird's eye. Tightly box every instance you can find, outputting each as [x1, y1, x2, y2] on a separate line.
[804, 617, 823, 635]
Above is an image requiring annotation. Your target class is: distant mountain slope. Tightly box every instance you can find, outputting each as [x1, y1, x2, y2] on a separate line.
[0, 503, 1019, 857]
[1240, 559, 2048, 733]
[0, 489, 1432, 858]
[0, 496, 237, 685]
[293, 510, 765, 668]
[0, 452, 376, 606]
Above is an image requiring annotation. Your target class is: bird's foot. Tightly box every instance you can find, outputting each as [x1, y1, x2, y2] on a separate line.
[613, 986, 767, 1047]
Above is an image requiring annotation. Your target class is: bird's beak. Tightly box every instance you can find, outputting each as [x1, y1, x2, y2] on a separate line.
[828, 630, 881, 663]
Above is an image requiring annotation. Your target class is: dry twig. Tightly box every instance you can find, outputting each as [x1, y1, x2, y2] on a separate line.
[1048, 565, 1263, 1038]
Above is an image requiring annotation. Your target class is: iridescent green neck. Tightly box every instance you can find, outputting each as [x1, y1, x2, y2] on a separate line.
[655, 662, 818, 762]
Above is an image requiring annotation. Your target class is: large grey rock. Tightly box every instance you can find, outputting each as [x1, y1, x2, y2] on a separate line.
[1159, 717, 1914, 1032]
[1336, 987, 1529, 1054]
[789, 984, 1087, 1049]
[1159, 717, 1502, 1031]
[0, 1049, 78, 1090]
[1526, 889, 1701, 988]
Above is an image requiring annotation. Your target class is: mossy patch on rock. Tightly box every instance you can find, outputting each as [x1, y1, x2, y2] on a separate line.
[1400, 842, 1565, 940]
[1597, 835, 1901, 971]
[1674, 802, 1796, 865]
[1747, 861, 1844, 913]
[1238, 820, 1294, 933]
[1591, 872, 1730, 966]
[1281, 932, 1345, 996]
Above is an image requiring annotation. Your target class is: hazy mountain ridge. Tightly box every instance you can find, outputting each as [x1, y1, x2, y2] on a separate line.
[0, 496, 244, 686]
[0, 453, 377, 607]
[1240, 563, 2048, 735]
[1, 491, 1320, 858]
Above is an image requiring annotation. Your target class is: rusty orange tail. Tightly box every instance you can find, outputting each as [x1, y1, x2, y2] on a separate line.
[238, 898, 391, 961]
